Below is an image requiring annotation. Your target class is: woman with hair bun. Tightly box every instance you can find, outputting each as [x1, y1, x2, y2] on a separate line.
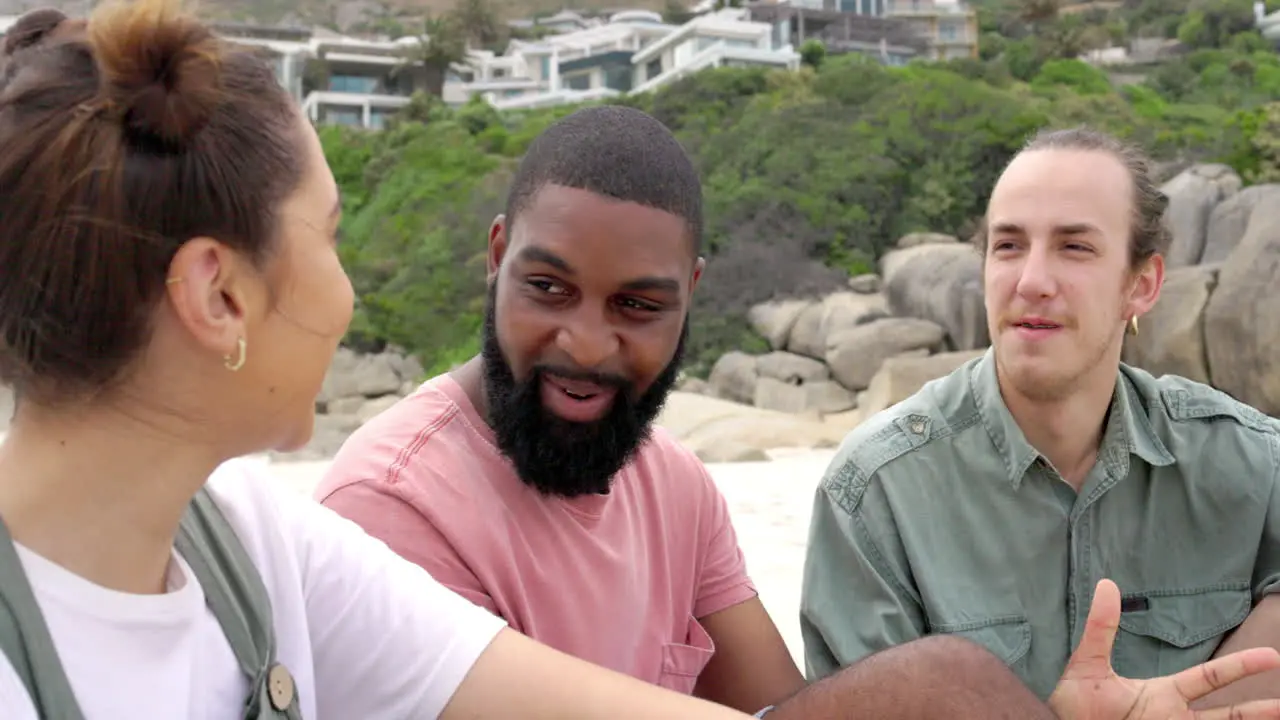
[0, 0, 755, 717]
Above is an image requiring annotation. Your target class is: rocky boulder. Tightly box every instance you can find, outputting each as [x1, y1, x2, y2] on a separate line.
[1123, 264, 1219, 385]
[1161, 163, 1242, 267]
[278, 346, 426, 461]
[1203, 207, 1280, 415]
[881, 241, 988, 351]
[1202, 184, 1280, 266]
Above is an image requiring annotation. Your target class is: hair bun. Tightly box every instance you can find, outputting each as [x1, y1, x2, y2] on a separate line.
[87, 0, 223, 147]
[4, 8, 70, 56]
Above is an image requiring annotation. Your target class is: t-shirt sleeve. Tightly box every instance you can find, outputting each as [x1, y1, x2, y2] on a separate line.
[282, 482, 507, 719]
[691, 460, 758, 619]
[319, 479, 499, 614]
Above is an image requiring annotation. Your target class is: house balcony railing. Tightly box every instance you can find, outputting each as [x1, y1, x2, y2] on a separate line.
[630, 40, 797, 95]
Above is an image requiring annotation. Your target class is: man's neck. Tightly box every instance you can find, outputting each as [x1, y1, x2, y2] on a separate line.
[997, 362, 1120, 491]
[451, 355, 490, 424]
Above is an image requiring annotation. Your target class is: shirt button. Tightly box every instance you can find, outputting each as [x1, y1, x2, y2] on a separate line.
[268, 663, 295, 711]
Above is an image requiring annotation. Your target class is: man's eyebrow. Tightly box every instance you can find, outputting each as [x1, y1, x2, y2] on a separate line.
[514, 246, 574, 274]
[620, 277, 681, 294]
[514, 246, 682, 294]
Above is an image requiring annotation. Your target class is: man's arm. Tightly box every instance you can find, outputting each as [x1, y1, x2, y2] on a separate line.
[1194, 434, 1280, 708]
[684, 459, 806, 712]
[694, 597, 806, 713]
[800, 474, 926, 681]
[319, 479, 498, 613]
[444, 629, 754, 720]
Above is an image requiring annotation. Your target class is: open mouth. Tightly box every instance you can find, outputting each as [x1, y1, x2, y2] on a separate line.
[541, 374, 618, 422]
[548, 375, 606, 400]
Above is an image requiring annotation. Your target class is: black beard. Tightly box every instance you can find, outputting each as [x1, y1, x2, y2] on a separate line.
[480, 282, 686, 498]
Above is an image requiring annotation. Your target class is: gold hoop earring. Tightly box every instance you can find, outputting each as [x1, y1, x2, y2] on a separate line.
[1128, 315, 1140, 337]
[224, 337, 247, 372]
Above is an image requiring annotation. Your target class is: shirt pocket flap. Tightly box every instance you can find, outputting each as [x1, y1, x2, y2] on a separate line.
[1117, 586, 1252, 648]
[661, 614, 715, 677]
[933, 615, 1032, 666]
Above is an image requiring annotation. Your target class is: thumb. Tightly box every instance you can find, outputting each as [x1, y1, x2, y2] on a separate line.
[1065, 578, 1122, 678]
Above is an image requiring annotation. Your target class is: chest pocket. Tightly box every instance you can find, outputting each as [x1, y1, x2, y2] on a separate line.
[933, 615, 1033, 674]
[1112, 585, 1252, 679]
[657, 614, 715, 695]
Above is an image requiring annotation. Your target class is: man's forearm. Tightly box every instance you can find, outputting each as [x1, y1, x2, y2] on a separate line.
[766, 635, 1056, 720]
[1192, 595, 1280, 708]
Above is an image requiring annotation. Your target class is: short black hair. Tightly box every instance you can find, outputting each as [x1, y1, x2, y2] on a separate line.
[504, 104, 704, 253]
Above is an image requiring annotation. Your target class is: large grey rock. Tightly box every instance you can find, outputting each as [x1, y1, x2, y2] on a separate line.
[825, 317, 947, 391]
[1204, 208, 1280, 415]
[707, 351, 759, 406]
[1160, 163, 1241, 267]
[881, 242, 987, 351]
[1123, 264, 1219, 385]
[1203, 185, 1280, 265]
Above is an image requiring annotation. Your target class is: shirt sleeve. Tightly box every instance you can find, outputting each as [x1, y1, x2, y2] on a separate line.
[318, 479, 498, 614]
[1253, 432, 1280, 600]
[281, 483, 507, 719]
[692, 462, 759, 620]
[799, 466, 926, 682]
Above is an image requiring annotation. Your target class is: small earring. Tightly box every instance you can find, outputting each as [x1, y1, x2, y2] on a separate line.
[1129, 315, 1140, 337]
[224, 336, 247, 372]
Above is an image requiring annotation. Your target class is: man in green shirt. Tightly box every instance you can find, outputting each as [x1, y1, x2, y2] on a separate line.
[800, 126, 1280, 708]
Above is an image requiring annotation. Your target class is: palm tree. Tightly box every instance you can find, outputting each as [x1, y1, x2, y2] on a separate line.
[394, 14, 469, 99]
[453, 0, 503, 49]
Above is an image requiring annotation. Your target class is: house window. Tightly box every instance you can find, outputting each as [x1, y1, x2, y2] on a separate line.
[938, 19, 961, 41]
[564, 72, 591, 90]
[322, 106, 363, 126]
[541, 56, 550, 78]
[646, 58, 662, 80]
[604, 65, 632, 91]
[369, 109, 391, 130]
[329, 75, 378, 93]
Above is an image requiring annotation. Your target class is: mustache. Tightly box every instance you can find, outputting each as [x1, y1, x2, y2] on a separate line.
[1002, 315, 1070, 326]
[533, 363, 630, 390]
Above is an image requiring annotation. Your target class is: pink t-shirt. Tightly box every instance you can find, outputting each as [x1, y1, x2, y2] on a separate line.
[313, 375, 757, 694]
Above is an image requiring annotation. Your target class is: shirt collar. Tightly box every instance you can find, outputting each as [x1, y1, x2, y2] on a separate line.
[969, 348, 1176, 489]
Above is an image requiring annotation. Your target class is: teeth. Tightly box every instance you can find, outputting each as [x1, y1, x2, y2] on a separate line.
[563, 388, 592, 400]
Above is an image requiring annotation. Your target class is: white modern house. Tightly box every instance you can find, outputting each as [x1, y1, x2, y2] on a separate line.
[464, 10, 679, 109]
[460, 8, 799, 109]
[1258, 1, 1280, 47]
[0, 7, 799, 128]
[629, 7, 801, 95]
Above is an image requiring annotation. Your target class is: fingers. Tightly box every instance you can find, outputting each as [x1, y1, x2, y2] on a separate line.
[1065, 579, 1122, 673]
[1173, 647, 1280, 702]
[1192, 697, 1280, 719]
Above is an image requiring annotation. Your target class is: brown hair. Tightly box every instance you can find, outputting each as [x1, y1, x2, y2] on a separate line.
[0, 0, 304, 404]
[973, 127, 1171, 269]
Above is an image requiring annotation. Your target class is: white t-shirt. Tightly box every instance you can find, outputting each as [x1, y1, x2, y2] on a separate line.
[0, 457, 508, 719]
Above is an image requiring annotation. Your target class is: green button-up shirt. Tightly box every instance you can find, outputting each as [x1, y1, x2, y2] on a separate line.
[800, 349, 1280, 699]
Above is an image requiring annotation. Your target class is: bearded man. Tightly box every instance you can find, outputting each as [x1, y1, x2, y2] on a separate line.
[315, 110, 1279, 720]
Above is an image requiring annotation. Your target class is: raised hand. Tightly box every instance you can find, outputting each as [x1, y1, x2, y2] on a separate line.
[1048, 579, 1280, 720]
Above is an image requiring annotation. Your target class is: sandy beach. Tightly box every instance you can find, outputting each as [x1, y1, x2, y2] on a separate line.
[265, 448, 837, 670]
